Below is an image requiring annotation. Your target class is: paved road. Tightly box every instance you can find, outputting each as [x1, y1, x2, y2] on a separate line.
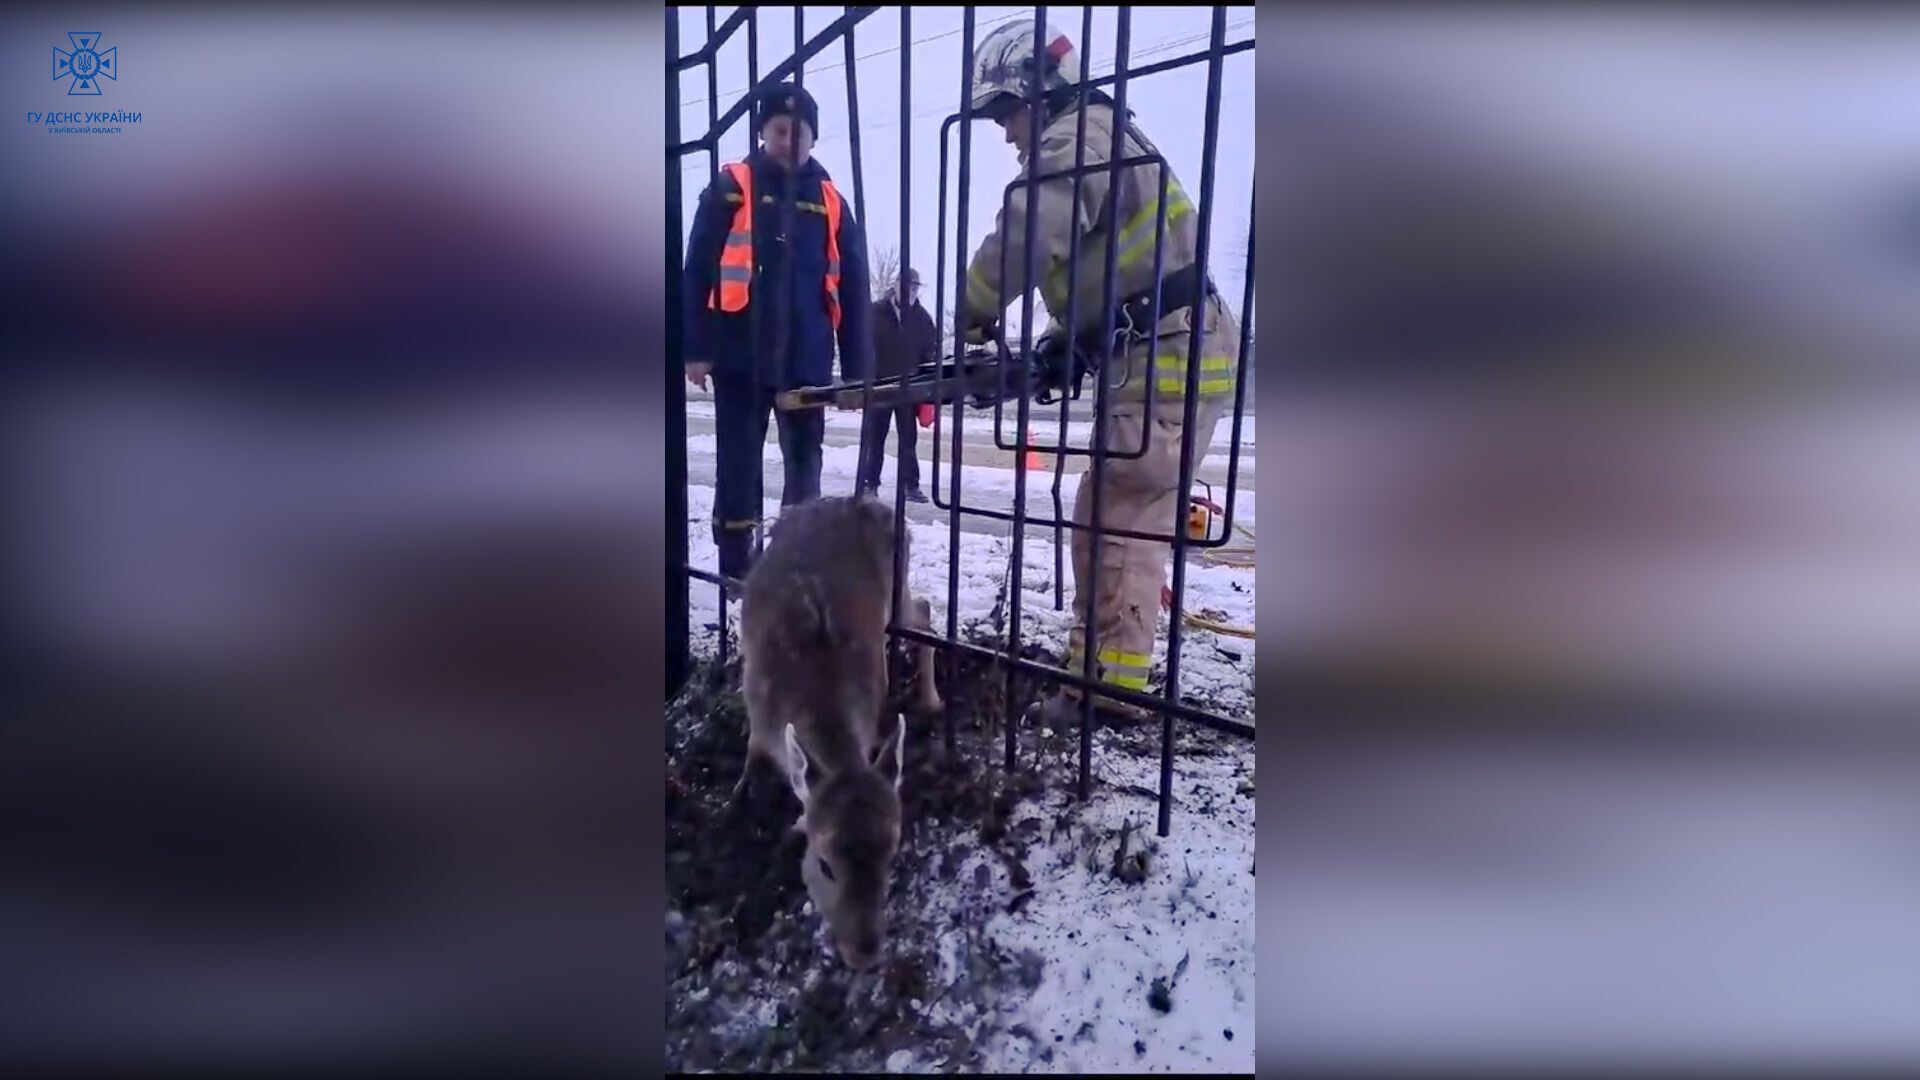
[683, 401, 1257, 541]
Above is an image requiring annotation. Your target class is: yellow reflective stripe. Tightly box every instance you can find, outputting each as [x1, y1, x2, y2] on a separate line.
[1157, 377, 1234, 395]
[1116, 192, 1194, 268]
[757, 196, 830, 214]
[1064, 645, 1152, 690]
[1148, 355, 1235, 395]
[1156, 378, 1235, 395]
[1041, 191, 1194, 300]
[966, 266, 1000, 311]
[1044, 264, 1067, 302]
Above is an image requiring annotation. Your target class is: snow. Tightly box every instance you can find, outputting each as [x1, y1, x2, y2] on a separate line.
[985, 743, 1254, 1073]
[686, 397, 1257, 455]
[898, 729, 1257, 1074]
[683, 481, 1255, 721]
[686, 433, 1259, 530]
[676, 402, 1257, 1074]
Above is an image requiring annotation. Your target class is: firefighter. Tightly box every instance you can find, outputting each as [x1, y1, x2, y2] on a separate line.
[953, 23, 1239, 726]
[682, 82, 874, 580]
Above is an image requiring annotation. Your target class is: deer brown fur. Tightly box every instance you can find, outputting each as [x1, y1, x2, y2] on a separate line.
[733, 495, 939, 969]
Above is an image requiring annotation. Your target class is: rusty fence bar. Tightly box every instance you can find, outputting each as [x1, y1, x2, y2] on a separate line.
[668, 5, 1255, 836]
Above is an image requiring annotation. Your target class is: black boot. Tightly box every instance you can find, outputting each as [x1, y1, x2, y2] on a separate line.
[717, 530, 755, 583]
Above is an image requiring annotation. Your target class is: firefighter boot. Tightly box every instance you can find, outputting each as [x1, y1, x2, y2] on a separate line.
[1029, 682, 1153, 732]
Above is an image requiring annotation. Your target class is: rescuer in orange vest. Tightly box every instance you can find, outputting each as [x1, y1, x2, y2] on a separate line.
[683, 82, 874, 580]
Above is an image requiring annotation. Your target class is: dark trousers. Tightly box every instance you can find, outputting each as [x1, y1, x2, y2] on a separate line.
[856, 404, 920, 494]
[712, 369, 824, 576]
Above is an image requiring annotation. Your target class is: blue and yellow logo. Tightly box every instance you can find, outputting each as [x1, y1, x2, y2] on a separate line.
[53, 32, 117, 96]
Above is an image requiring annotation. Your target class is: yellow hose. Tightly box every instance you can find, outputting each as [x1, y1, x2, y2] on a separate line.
[1183, 520, 1255, 637]
[1184, 612, 1255, 639]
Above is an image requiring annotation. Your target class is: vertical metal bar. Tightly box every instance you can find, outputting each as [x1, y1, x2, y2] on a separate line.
[700, 6, 723, 572]
[748, 19, 768, 563]
[889, 4, 912, 679]
[848, 7, 878, 486]
[708, 5, 730, 573]
[666, 9, 689, 698]
[746, 8, 759, 160]
[709, 5, 734, 664]
[931, 115, 950, 502]
[1215, 181, 1254, 538]
[706, 6, 719, 182]
[1052, 4, 1094, 614]
[843, 11, 867, 230]
[1079, 7, 1133, 802]
[945, 6, 978, 758]
[1005, 5, 1049, 773]
[1158, 6, 1229, 839]
[776, 27, 800, 416]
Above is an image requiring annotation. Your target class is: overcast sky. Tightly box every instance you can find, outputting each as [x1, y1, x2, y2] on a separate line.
[674, 5, 1256, 332]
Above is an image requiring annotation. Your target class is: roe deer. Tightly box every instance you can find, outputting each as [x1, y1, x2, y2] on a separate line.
[734, 495, 939, 969]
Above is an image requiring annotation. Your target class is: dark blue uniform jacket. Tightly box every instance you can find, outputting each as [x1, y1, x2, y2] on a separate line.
[681, 150, 872, 389]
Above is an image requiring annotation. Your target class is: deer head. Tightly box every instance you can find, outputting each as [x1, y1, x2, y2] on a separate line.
[783, 717, 905, 971]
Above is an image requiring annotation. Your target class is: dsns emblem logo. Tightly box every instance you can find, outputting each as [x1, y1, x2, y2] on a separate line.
[53, 32, 117, 96]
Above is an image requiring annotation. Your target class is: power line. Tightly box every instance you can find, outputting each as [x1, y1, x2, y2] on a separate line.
[677, 10, 1250, 115]
[678, 9, 1036, 112]
[811, 20, 1254, 147]
[677, 18, 1254, 174]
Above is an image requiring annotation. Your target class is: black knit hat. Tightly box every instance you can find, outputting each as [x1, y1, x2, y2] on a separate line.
[756, 81, 820, 140]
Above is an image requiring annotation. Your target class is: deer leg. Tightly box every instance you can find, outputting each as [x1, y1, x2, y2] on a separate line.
[905, 595, 942, 714]
[729, 741, 768, 808]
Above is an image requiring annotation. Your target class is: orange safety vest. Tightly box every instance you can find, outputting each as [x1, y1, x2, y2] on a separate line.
[708, 160, 845, 331]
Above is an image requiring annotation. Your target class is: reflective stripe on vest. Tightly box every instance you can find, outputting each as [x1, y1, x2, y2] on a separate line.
[710, 162, 756, 313]
[707, 161, 845, 332]
[819, 178, 844, 332]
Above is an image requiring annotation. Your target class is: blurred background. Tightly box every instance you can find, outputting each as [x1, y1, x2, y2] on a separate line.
[1253, 5, 1920, 1073]
[8, 0, 1920, 1073]
[4, 1, 663, 1070]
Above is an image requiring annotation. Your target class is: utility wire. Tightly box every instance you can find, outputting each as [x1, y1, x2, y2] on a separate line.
[678, 8, 1036, 111]
[679, 18, 1253, 172]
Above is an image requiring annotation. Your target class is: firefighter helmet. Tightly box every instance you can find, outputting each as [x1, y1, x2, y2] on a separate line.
[970, 20, 1083, 119]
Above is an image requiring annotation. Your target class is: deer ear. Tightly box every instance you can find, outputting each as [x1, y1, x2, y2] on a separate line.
[873, 714, 906, 791]
[783, 723, 812, 806]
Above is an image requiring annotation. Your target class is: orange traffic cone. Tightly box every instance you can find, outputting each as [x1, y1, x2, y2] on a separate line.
[1023, 450, 1045, 471]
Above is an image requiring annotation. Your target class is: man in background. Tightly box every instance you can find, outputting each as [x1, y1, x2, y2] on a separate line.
[856, 267, 936, 503]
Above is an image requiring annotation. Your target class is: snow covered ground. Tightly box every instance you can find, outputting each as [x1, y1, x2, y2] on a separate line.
[686, 397, 1257, 455]
[921, 732, 1257, 1073]
[684, 482, 1256, 721]
[672, 402, 1257, 1074]
[686, 432, 1259, 533]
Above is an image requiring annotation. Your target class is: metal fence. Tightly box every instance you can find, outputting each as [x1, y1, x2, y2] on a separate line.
[667, 5, 1255, 837]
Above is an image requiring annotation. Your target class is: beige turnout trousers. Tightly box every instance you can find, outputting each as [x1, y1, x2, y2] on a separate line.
[1061, 296, 1236, 709]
